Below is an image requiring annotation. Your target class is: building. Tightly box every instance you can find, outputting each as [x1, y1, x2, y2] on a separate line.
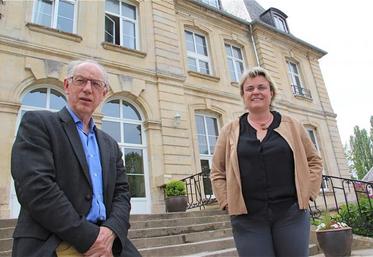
[0, 0, 349, 218]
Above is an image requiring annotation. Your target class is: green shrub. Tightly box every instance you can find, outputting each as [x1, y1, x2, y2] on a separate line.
[165, 180, 186, 197]
[336, 197, 373, 237]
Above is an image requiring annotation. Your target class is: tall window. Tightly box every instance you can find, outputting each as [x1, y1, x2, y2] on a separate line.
[225, 43, 244, 82]
[195, 114, 219, 195]
[101, 99, 146, 197]
[201, 0, 220, 9]
[33, 0, 77, 33]
[306, 127, 327, 189]
[185, 30, 211, 75]
[273, 14, 288, 33]
[287, 61, 312, 99]
[105, 0, 138, 49]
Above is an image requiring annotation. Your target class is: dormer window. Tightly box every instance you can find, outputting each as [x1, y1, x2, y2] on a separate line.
[273, 14, 288, 33]
[259, 8, 289, 34]
[200, 0, 220, 9]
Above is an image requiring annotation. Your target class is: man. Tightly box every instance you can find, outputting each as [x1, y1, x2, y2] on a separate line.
[11, 60, 140, 257]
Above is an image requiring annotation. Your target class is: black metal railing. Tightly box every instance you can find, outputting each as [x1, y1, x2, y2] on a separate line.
[309, 175, 373, 232]
[291, 84, 312, 99]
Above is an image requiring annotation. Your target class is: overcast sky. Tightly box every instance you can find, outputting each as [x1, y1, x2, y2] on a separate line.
[223, 0, 373, 145]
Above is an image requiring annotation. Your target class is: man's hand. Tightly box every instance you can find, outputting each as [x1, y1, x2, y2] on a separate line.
[84, 226, 116, 257]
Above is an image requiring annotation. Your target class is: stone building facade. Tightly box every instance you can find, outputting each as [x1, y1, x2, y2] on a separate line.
[0, 0, 348, 218]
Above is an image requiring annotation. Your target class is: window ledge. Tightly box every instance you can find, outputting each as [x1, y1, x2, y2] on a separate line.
[101, 42, 146, 58]
[188, 71, 220, 82]
[294, 94, 313, 102]
[26, 22, 82, 42]
[230, 81, 239, 87]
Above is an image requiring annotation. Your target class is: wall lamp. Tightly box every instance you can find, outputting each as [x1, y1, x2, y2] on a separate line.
[174, 113, 181, 127]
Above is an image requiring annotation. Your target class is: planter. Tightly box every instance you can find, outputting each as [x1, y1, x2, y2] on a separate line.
[316, 227, 353, 257]
[165, 195, 188, 212]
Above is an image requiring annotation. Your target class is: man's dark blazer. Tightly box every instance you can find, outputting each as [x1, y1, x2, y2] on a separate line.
[11, 107, 140, 257]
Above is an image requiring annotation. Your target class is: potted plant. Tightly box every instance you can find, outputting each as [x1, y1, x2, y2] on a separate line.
[164, 180, 188, 212]
[315, 211, 353, 257]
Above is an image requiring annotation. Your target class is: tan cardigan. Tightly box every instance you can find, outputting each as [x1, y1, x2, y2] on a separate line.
[210, 114, 323, 215]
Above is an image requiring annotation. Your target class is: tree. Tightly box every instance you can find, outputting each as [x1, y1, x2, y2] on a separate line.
[346, 117, 373, 179]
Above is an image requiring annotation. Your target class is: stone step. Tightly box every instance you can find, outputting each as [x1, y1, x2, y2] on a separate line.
[130, 209, 227, 222]
[0, 239, 12, 252]
[132, 228, 232, 249]
[131, 214, 229, 229]
[129, 220, 231, 239]
[139, 237, 235, 257]
[182, 247, 238, 257]
[0, 228, 13, 240]
[0, 220, 16, 229]
[0, 250, 11, 257]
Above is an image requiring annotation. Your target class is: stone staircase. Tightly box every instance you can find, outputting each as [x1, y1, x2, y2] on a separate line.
[1, 209, 321, 257]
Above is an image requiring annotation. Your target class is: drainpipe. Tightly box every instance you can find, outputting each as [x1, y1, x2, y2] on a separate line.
[249, 23, 260, 66]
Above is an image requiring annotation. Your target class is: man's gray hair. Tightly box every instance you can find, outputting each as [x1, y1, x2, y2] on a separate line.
[66, 59, 109, 87]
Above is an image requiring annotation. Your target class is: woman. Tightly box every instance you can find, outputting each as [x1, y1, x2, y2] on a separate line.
[210, 66, 322, 257]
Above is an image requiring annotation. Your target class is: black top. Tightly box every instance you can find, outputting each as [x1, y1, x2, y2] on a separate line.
[237, 111, 297, 216]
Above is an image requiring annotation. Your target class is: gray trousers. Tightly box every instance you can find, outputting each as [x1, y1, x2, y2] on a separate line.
[230, 203, 310, 257]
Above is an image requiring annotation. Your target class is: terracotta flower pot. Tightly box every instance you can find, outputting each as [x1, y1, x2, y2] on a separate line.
[165, 195, 188, 212]
[316, 227, 353, 257]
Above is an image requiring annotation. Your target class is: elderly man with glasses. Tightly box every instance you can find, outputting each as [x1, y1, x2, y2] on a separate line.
[11, 60, 140, 257]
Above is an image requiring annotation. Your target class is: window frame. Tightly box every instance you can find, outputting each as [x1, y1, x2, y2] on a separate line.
[287, 60, 312, 99]
[104, 0, 139, 50]
[32, 0, 78, 34]
[185, 30, 212, 75]
[225, 43, 245, 82]
[273, 13, 288, 33]
[101, 99, 148, 198]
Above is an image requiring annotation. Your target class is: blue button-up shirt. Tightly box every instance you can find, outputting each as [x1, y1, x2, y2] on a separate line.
[67, 106, 106, 223]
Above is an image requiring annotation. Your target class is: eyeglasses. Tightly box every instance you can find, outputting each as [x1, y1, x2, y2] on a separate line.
[69, 76, 106, 90]
[244, 85, 269, 92]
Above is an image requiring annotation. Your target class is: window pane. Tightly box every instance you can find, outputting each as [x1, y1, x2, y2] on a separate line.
[195, 34, 207, 56]
[123, 102, 141, 120]
[102, 100, 120, 117]
[105, 0, 119, 14]
[128, 175, 145, 197]
[124, 149, 144, 174]
[122, 20, 135, 49]
[232, 46, 242, 60]
[105, 15, 115, 43]
[237, 61, 244, 76]
[294, 76, 302, 87]
[22, 88, 47, 107]
[121, 2, 136, 20]
[198, 135, 208, 154]
[57, 0, 74, 32]
[208, 135, 217, 154]
[227, 59, 235, 81]
[199, 60, 209, 74]
[225, 44, 232, 57]
[50, 89, 66, 110]
[188, 57, 197, 72]
[185, 31, 195, 52]
[206, 117, 218, 136]
[195, 115, 205, 134]
[102, 120, 121, 142]
[36, 0, 52, 27]
[124, 123, 142, 144]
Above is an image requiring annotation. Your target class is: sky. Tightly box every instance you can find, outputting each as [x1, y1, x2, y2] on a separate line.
[223, 0, 373, 145]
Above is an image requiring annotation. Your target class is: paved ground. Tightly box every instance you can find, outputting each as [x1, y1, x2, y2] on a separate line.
[311, 248, 373, 256]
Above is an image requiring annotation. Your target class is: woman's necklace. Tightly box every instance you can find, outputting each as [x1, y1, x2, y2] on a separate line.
[248, 113, 273, 131]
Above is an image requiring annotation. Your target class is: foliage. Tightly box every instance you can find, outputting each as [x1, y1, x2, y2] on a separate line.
[336, 197, 373, 237]
[315, 211, 349, 231]
[346, 118, 373, 179]
[165, 180, 186, 197]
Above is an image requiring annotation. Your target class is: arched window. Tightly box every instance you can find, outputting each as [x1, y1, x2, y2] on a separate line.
[10, 86, 66, 218]
[101, 99, 147, 200]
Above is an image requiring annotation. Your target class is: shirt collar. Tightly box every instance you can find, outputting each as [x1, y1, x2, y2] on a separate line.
[66, 105, 96, 133]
